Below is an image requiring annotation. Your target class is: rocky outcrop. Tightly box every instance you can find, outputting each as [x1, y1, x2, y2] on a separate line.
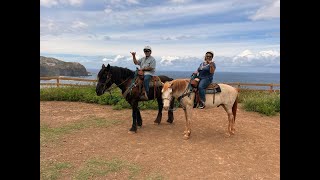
[40, 56, 88, 77]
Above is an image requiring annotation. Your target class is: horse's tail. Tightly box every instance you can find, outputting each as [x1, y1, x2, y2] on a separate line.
[232, 95, 238, 122]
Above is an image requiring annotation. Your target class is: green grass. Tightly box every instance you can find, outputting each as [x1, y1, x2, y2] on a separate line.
[39, 157, 165, 180]
[40, 162, 72, 180]
[40, 116, 122, 145]
[40, 86, 280, 116]
[40, 86, 159, 110]
[238, 90, 280, 116]
[74, 158, 141, 180]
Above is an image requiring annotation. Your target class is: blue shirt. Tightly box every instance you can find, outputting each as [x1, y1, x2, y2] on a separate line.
[197, 62, 215, 79]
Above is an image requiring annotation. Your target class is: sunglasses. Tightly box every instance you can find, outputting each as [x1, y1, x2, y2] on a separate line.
[144, 49, 151, 52]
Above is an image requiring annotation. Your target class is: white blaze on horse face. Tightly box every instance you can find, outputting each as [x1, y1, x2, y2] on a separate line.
[162, 88, 172, 109]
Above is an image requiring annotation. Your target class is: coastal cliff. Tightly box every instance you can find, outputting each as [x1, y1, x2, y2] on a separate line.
[40, 56, 88, 77]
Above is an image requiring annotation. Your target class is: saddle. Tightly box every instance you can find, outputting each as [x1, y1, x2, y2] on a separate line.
[137, 70, 162, 88]
[137, 70, 162, 99]
[193, 83, 221, 108]
[206, 83, 221, 94]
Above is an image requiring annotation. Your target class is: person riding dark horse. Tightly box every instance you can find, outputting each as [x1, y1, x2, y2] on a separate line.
[130, 45, 155, 101]
[95, 64, 175, 134]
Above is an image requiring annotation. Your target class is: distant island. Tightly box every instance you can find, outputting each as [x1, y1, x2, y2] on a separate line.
[40, 56, 88, 77]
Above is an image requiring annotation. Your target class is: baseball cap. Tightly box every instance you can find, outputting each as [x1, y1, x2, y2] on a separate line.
[144, 46, 152, 51]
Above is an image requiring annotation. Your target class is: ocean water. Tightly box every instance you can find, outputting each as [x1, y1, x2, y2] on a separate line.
[154, 71, 280, 84]
[41, 69, 280, 90]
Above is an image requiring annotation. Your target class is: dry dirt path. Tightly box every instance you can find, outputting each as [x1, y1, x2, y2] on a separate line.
[40, 101, 280, 180]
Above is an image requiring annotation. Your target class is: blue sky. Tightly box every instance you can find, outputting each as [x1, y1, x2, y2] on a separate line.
[40, 0, 280, 73]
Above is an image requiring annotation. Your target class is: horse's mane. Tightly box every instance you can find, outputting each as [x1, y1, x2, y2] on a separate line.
[163, 79, 190, 93]
[110, 66, 135, 81]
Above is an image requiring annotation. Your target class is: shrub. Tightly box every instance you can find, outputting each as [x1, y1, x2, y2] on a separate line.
[238, 90, 280, 116]
[40, 86, 280, 116]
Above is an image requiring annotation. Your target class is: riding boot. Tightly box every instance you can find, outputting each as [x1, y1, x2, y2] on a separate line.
[140, 88, 148, 101]
[198, 101, 205, 109]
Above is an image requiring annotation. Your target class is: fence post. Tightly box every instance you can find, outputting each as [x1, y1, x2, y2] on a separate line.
[270, 84, 273, 93]
[57, 77, 60, 87]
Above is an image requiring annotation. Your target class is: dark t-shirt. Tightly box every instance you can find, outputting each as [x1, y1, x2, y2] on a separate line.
[197, 62, 216, 79]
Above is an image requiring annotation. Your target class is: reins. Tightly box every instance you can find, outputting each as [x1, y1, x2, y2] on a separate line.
[103, 76, 131, 95]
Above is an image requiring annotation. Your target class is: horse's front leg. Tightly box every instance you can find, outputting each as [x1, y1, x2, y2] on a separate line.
[221, 105, 234, 136]
[137, 108, 142, 128]
[154, 97, 163, 124]
[167, 97, 175, 124]
[128, 101, 139, 134]
[183, 105, 192, 140]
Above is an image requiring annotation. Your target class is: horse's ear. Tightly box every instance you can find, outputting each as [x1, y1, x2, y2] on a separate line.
[102, 64, 105, 68]
[106, 64, 110, 71]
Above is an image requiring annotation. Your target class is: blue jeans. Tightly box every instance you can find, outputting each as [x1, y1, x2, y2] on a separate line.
[144, 75, 152, 94]
[198, 77, 212, 103]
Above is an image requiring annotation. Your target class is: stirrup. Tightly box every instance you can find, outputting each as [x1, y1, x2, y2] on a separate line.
[198, 101, 205, 109]
[139, 92, 148, 100]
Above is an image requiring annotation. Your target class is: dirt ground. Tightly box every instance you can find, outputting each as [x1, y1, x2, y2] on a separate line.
[40, 101, 280, 180]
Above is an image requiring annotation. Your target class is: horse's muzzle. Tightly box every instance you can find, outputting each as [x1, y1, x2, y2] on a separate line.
[163, 106, 169, 111]
[96, 88, 103, 96]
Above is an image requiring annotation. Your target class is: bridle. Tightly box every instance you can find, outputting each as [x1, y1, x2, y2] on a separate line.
[99, 71, 112, 93]
[162, 89, 178, 111]
[163, 83, 194, 111]
[162, 90, 173, 102]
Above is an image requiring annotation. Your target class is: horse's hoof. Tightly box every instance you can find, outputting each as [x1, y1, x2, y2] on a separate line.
[153, 122, 160, 125]
[183, 135, 190, 140]
[137, 126, 142, 129]
[231, 127, 236, 133]
[128, 130, 136, 134]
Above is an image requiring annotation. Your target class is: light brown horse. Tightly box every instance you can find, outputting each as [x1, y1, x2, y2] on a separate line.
[161, 79, 238, 139]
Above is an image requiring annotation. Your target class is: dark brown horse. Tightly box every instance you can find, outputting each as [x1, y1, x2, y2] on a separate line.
[96, 64, 175, 133]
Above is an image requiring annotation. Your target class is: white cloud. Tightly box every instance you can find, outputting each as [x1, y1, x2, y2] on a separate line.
[169, 0, 189, 3]
[127, 0, 139, 4]
[160, 56, 180, 66]
[104, 8, 113, 14]
[41, 18, 90, 36]
[68, 0, 83, 6]
[40, 0, 83, 7]
[42, 48, 279, 73]
[110, 0, 121, 4]
[71, 21, 88, 29]
[236, 49, 255, 58]
[114, 55, 126, 62]
[230, 49, 280, 66]
[40, 0, 59, 7]
[250, 0, 280, 20]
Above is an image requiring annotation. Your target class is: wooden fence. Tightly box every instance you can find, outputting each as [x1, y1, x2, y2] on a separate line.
[40, 76, 97, 87]
[40, 76, 280, 92]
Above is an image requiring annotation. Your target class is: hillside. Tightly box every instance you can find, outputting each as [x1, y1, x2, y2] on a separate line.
[40, 56, 88, 77]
